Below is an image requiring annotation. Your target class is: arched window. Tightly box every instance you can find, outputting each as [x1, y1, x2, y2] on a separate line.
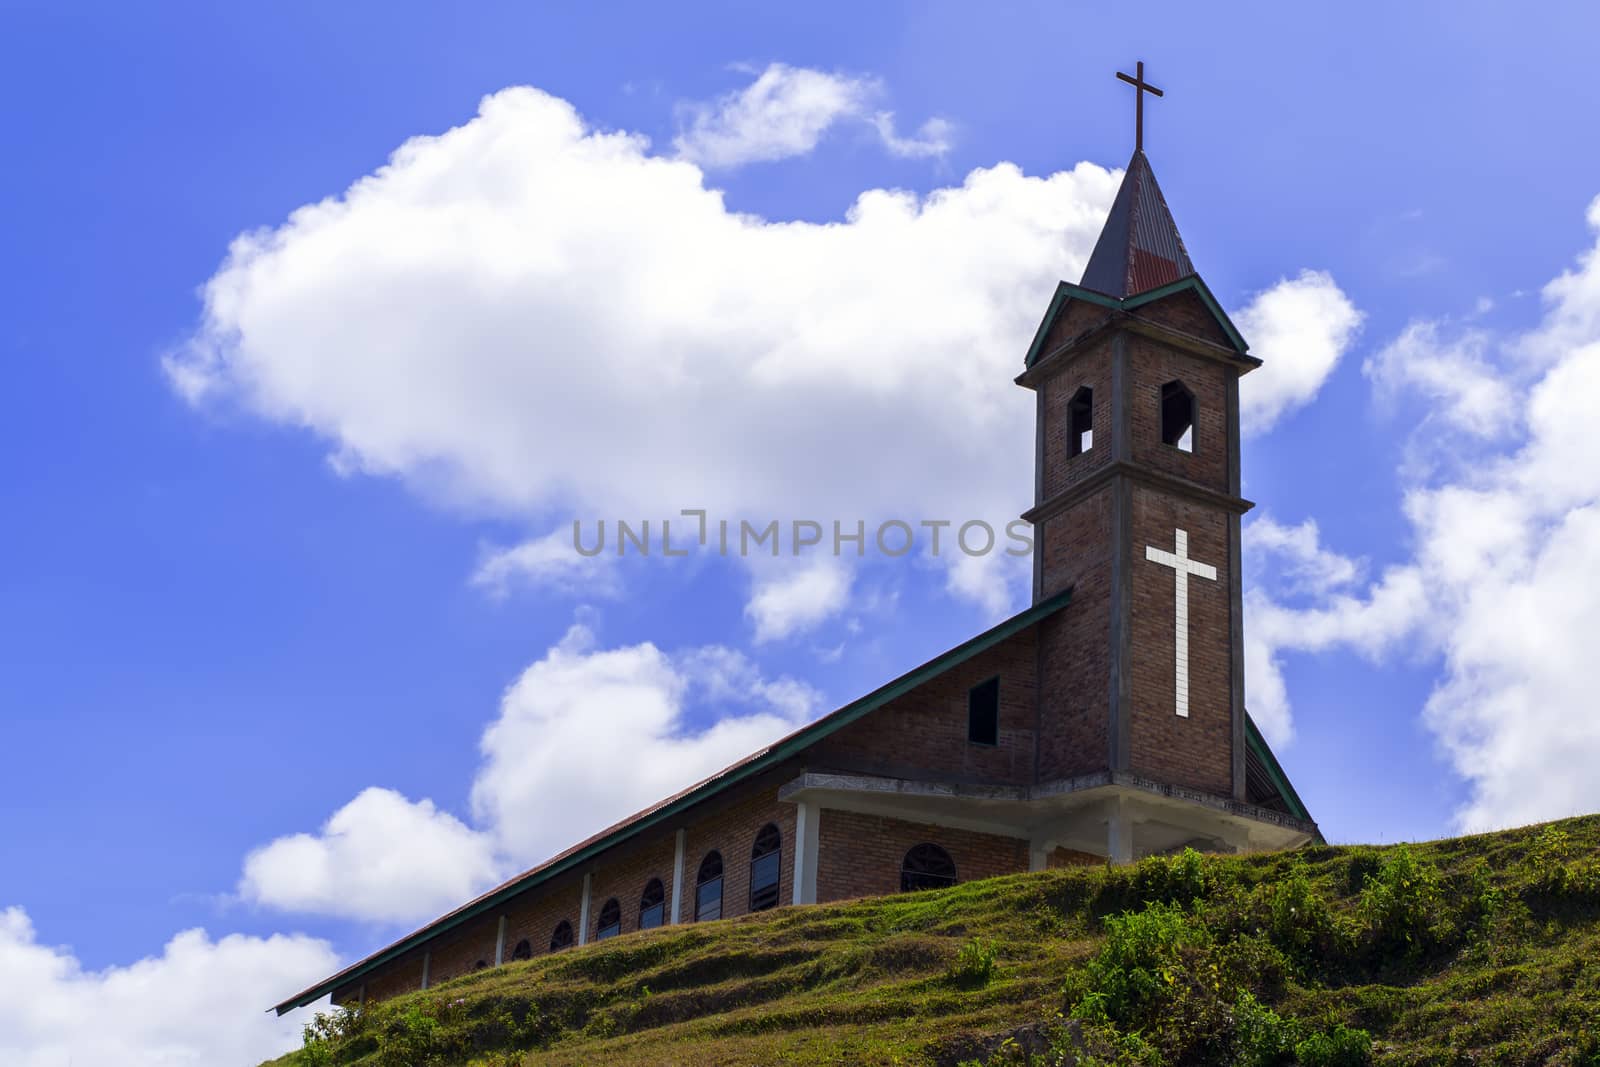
[639, 878, 666, 930]
[510, 938, 532, 961]
[473, 959, 489, 971]
[1160, 381, 1194, 453]
[901, 843, 958, 892]
[595, 898, 622, 940]
[695, 850, 724, 922]
[749, 824, 783, 912]
[549, 919, 574, 952]
[1068, 386, 1094, 457]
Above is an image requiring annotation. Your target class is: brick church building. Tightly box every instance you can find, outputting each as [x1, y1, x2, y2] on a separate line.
[273, 137, 1318, 1017]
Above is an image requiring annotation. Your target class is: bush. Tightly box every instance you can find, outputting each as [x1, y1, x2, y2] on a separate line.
[1294, 1023, 1372, 1067]
[1261, 859, 1348, 967]
[1130, 847, 1209, 908]
[1358, 845, 1450, 957]
[1071, 902, 1206, 1029]
[948, 937, 998, 988]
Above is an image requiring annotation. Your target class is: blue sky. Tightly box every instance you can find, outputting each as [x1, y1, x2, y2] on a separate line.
[5, 2, 1600, 1061]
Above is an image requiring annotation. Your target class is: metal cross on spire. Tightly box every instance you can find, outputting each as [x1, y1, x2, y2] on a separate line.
[1116, 60, 1164, 153]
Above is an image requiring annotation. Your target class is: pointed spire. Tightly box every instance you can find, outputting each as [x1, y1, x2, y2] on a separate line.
[1079, 150, 1195, 299]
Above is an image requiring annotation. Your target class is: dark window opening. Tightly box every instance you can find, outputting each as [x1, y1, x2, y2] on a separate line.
[901, 843, 958, 892]
[968, 676, 1000, 746]
[510, 938, 532, 961]
[1160, 381, 1194, 453]
[473, 960, 489, 971]
[595, 898, 622, 940]
[749, 823, 783, 912]
[696, 851, 724, 922]
[1068, 386, 1094, 457]
[549, 920, 574, 952]
[639, 878, 666, 929]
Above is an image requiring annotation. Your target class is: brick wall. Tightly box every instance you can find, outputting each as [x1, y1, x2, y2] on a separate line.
[581, 833, 677, 942]
[811, 627, 1039, 786]
[679, 779, 798, 924]
[813, 809, 1029, 902]
[1039, 339, 1115, 500]
[1126, 333, 1230, 490]
[1035, 485, 1112, 779]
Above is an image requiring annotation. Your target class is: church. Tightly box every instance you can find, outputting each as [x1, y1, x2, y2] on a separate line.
[272, 71, 1318, 1015]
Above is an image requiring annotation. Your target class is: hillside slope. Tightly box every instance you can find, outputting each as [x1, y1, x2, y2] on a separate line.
[271, 815, 1600, 1066]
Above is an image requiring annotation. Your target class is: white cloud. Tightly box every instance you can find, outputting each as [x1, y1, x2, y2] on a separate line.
[0, 906, 336, 1067]
[871, 112, 954, 159]
[1245, 515, 1363, 597]
[471, 623, 821, 863]
[165, 84, 1122, 621]
[1236, 269, 1364, 435]
[1363, 321, 1506, 438]
[745, 556, 853, 642]
[1249, 194, 1600, 831]
[473, 527, 622, 598]
[672, 64, 951, 168]
[240, 787, 503, 924]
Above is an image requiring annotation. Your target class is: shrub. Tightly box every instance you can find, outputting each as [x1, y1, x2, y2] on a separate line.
[1358, 846, 1450, 957]
[1130, 847, 1209, 908]
[948, 937, 999, 988]
[1259, 859, 1351, 970]
[1294, 1023, 1372, 1067]
[1070, 902, 1205, 1028]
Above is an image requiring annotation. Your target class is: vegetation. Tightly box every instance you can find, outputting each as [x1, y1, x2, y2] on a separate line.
[266, 815, 1600, 1066]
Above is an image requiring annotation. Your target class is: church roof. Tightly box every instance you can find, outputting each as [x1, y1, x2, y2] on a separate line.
[1080, 149, 1194, 299]
[272, 588, 1076, 1016]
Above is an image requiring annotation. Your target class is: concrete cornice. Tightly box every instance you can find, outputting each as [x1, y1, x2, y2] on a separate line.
[1021, 461, 1255, 528]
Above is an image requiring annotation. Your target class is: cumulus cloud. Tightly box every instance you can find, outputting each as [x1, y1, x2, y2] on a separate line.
[673, 64, 950, 167]
[1249, 194, 1600, 831]
[0, 906, 336, 1067]
[745, 556, 854, 642]
[1236, 269, 1364, 435]
[239, 787, 503, 923]
[472, 527, 622, 599]
[472, 622, 821, 863]
[1363, 322, 1506, 439]
[871, 112, 955, 159]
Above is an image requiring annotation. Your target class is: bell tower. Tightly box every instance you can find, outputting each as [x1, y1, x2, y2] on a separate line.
[1018, 69, 1258, 804]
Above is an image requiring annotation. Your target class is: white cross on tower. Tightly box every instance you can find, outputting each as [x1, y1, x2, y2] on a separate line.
[1144, 528, 1217, 718]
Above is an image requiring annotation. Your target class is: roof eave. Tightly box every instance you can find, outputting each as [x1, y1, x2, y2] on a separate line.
[1023, 275, 1254, 370]
[1244, 712, 1317, 834]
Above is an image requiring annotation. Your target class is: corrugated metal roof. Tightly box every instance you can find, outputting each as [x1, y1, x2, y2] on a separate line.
[1079, 149, 1194, 299]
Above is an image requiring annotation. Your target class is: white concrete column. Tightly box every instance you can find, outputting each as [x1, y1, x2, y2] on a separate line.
[577, 872, 592, 945]
[1107, 798, 1134, 865]
[419, 951, 431, 990]
[1028, 841, 1053, 873]
[670, 828, 686, 924]
[494, 915, 507, 966]
[792, 802, 820, 905]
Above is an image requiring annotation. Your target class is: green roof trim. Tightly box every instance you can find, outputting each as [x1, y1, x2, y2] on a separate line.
[1023, 275, 1251, 368]
[273, 587, 1075, 1015]
[1245, 714, 1314, 826]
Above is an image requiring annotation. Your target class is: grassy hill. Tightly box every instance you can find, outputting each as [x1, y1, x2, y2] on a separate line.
[270, 815, 1600, 1066]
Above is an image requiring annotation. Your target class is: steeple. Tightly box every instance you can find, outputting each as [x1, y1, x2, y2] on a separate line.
[1078, 149, 1195, 299]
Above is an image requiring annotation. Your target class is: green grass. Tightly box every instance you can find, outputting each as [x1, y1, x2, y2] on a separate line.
[268, 815, 1600, 1066]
